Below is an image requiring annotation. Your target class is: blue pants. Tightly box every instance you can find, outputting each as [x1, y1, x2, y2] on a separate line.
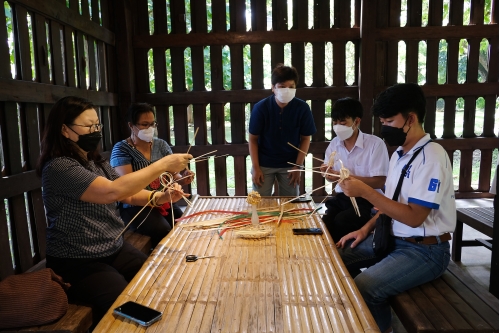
[251, 166, 299, 196]
[339, 235, 450, 331]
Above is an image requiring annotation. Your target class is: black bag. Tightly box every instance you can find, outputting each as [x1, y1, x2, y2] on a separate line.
[372, 213, 394, 256]
[371, 142, 430, 257]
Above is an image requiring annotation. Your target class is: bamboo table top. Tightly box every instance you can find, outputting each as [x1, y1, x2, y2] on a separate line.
[94, 196, 379, 333]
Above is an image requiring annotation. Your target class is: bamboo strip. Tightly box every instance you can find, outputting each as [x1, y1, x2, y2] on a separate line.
[218, 246, 244, 331]
[161, 229, 217, 332]
[305, 214, 364, 332]
[229, 248, 248, 332]
[237, 281, 252, 333]
[149, 198, 216, 333]
[282, 222, 303, 333]
[273, 281, 284, 333]
[257, 281, 267, 332]
[295, 228, 327, 333]
[300, 234, 345, 332]
[183, 233, 226, 332]
[287, 221, 315, 333]
[196, 222, 234, 331]
[131, 198, 207, 300]
[253, 237, 265, 332]
[247, 280, 259, 332]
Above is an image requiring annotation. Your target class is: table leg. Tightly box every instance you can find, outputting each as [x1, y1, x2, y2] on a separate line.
[490, 194, 498, 297]
[452, 220, 464, 262]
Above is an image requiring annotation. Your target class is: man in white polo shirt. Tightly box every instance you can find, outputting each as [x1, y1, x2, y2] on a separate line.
[336, 83, 456, 333]
[320, 98, 389, 242]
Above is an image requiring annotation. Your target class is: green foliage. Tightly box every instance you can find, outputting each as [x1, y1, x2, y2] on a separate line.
[4, 2, 15, 79]
[146, 0, 493, 122]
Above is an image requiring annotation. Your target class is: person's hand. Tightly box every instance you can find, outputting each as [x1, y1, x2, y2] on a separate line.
[161, 154, 192, 173]
[287, 166, 301, 187]
[155, 183, 186, 204]
[176, 169, 195, 186]
[339, 177, 370, 198]
[252, 167, 264, 187]
[320, 163, 329, 173]
[325, 169, 340, 182]
[336, 228, 368, 249]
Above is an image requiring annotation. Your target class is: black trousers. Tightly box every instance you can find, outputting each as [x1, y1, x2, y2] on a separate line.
[120, 202, 184, 247]
[322, 192, 374, 242]
[46, 242, 147, 327]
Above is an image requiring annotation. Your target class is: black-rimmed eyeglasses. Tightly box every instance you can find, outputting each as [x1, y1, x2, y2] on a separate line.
[71, 123, 103, 133]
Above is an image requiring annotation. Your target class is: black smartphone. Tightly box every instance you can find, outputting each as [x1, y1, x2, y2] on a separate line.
[290, 197, 312, 203]
[113, 301, 162, 326]
[292, 228, 323, 235]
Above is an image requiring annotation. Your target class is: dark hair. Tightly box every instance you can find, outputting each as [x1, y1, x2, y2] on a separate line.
[371, 83, 426, 123]
[331, 98, 363, 121]
[128, 103, 156, 125]
[271, 64, 299, 86]
[36, 96, 104, 176]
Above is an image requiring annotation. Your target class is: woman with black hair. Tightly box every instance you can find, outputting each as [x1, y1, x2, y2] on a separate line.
[36, 96, 191, 324]
[110, 102, 194, 247]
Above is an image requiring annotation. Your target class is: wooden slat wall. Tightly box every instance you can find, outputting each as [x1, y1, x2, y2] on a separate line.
[0, 0, 117, 279]
[129, 0, 498, 200]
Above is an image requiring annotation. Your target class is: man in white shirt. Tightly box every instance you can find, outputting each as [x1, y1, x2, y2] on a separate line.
[320, 98, 389, 242]
[336, 83, 456, 333]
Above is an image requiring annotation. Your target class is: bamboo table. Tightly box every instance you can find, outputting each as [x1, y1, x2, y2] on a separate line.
[94, 196, 379, 333]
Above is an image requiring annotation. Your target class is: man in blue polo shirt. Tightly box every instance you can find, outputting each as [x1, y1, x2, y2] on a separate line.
[249, 64, 316, 196]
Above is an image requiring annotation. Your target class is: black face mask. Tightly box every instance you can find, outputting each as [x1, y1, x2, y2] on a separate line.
[380, 117, 410, 146]
[67, 126, 102, 152]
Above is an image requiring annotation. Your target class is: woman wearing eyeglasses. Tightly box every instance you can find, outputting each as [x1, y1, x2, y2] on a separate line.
[110, 103, 194, 247]
[36, 96, 192, 325]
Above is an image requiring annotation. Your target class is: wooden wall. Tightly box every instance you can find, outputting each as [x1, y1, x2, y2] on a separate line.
[0, 0, 497, 277]
[0, 0, 117, 277]
[122, 0, 498, 199]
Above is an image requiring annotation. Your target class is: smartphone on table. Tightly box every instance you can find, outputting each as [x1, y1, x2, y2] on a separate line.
[290, 197, 312, 203]
[292, 228, 323, 235]
[113, 301, 162, 326]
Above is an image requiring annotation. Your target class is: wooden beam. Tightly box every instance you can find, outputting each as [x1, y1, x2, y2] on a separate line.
[0, 78, 117, 105]
[137, 86, 358, 105]
[0, 171, 40, 200]
[375, 24, 498, 41]
[133, 28, 361, 48]
[171, 137, 498, 157]
[138, 82, 497, 105]
[374, 82, 499, 98]
[10, 0, 115, 45]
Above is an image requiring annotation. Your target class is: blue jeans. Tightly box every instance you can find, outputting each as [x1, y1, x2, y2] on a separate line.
[339, 235, 450, 332]
[251, 166, 299, 196]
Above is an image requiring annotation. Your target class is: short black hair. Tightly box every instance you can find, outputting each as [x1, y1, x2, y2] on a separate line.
[128, 103, 156, 125]
[331, 98, 363, 121]
[372, 83, 426, 123]
[271, 63, 299, 86]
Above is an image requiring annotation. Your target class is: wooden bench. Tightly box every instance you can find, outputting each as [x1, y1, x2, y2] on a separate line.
[390, 261, 499, 333]
[452, 207, 498, 295]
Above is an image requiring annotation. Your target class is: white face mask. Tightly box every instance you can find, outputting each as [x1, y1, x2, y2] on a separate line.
[274, 87, 296, 104]
[136, 126, 155, 142]
[333, 123, 356, 141]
